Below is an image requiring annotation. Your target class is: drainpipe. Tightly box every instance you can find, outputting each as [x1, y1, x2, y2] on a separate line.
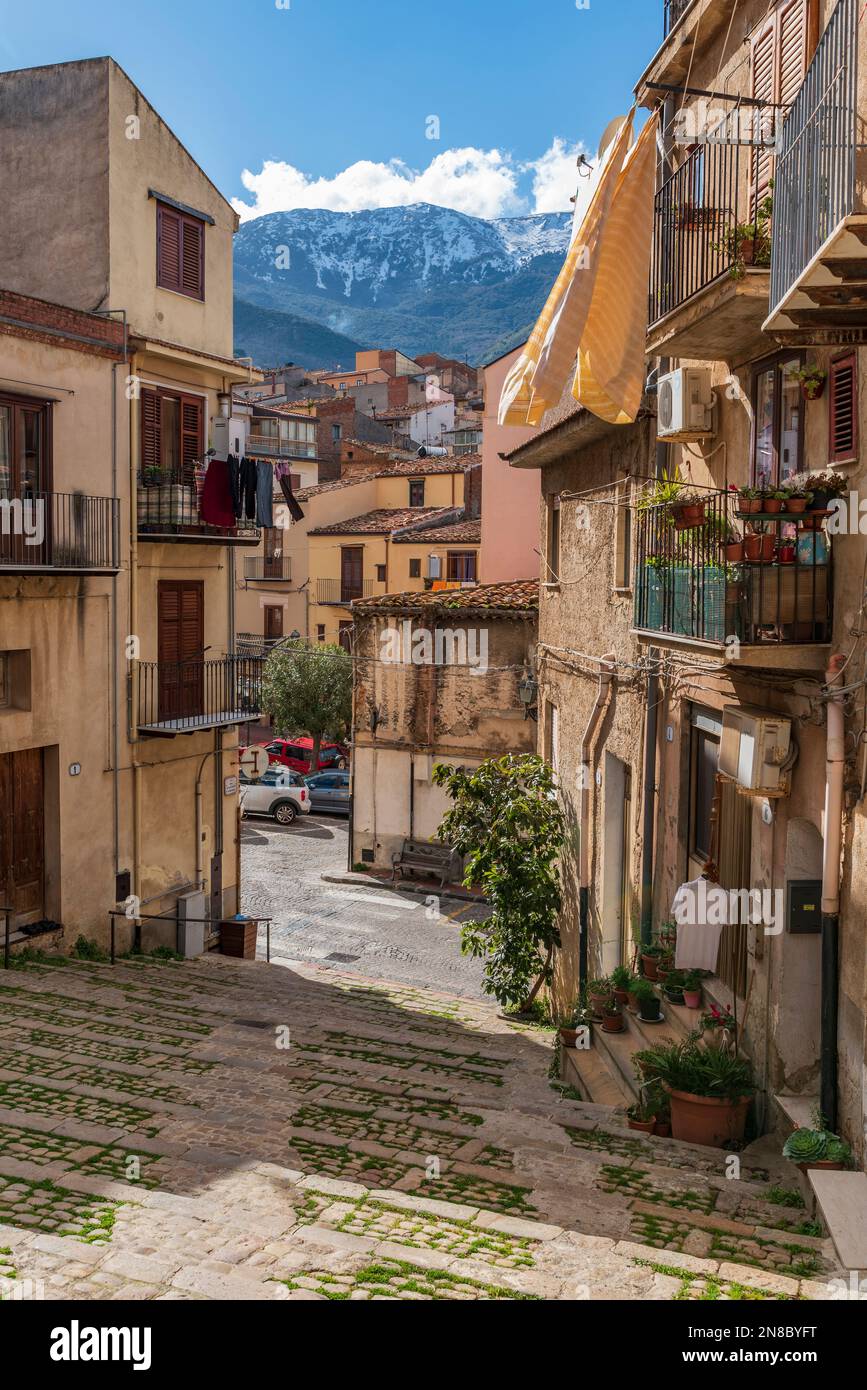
[820, 652, 846, 1130]
[579, 653, 616, 992]
[128, 354, 142, 913]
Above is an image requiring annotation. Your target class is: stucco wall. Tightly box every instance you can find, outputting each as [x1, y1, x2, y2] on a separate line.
[480, 349, 541, 582]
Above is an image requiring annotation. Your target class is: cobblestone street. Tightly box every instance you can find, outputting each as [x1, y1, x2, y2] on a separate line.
[240, 813, 488, 997]
[0, 952, 842, 1302]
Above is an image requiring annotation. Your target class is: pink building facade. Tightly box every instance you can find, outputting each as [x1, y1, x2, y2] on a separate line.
[479, 345, 540, 582]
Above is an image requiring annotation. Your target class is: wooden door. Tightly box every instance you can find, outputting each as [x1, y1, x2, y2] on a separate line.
[0, 396, 51, 567]
[263, 527, 283, 579]
[157, 580, 204, 723]
[0, 748, 44, 924]
[264, 605, 283, 641]
[340, 546, 363, 603]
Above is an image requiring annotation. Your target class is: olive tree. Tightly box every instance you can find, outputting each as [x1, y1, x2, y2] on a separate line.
[433, 753, 564, 1012]
[261, 639, 352, 770]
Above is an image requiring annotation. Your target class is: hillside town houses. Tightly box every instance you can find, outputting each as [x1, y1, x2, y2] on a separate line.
[1, 0, 866, 1315]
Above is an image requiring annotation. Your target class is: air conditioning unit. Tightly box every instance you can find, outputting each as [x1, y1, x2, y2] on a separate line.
[719, 705, 792, 796]
[427, 554, 442, 580]
[657, 367, 715, 441]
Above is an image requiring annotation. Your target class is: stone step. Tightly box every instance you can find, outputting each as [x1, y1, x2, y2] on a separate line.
[561, 1044, 631, 1110]
[809, 1171, 867, 1273]
[657, 993, 702, 1040]
[585, 1021, 642, 1104]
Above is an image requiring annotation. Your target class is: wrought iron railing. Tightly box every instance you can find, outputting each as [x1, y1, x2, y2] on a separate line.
[633, 489, 831, 647]
[316, 577, 379, 605]
[664, 0, 694, 35]
[769, 0, 858, 315]
[136, 655, 263, 733]
[650, 138, 772, 324]
[244, 555, 292, 581]
[0, 490, 119, 571]
[137, 473, 259, 542]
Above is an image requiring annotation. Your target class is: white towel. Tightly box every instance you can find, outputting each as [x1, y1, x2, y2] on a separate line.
[672, 877, 725, 973]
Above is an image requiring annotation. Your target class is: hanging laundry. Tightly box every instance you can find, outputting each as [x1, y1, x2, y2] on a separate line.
[256, 460, 274, 528]
[671, 877, 726, 974]
[238, 456, 257, 521]
[227, 454, 241, 517]
[275, 462, 304, 522]
[199, 456, 235, 529]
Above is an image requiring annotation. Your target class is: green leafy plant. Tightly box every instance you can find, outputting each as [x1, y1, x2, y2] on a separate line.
[610, 965, 631, 991]
[433, 754, 564, 1012]
[633, 1039, 755, 1101]
[261, 638, 352, 772]
[636, 463, 682, 512]
[789, 364, 827, 391]
[782, 1129, 829, 1164]
[631, 978, 658, 1005]
[72, 935, 109, 962]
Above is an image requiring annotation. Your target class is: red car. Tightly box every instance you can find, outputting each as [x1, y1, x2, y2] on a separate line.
[264, 737, 349, 774]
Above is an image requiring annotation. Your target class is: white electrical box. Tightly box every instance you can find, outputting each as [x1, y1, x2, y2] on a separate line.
[719, 705, 792, 796]
[427, 554, 442, 580]
[657, 367, 715, 441]
[212, 416, 246, 459]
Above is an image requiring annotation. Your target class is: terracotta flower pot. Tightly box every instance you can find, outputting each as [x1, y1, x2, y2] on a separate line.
[683, 989, 702, 1009]
[761, 533, 776, 562]
[613, 988, 630, 1006]
[626, 990, 640, 1013]
[559, 1027, 579, 1049]
[668, 1089, 751, 1148]
[602, 1012, 624, 1034]
[628, 1117, 655, 1134]
[788, 497, 808, 514]
[744, 533, 764, 561]
[740, 496, 762, 514]
[724, 541, 744, 563]
[681, 503, 706, 525]
[641, 954, 659, 981]
[777, 544, 796, 565]
[797, 1160, 844, 1174]
[589, 991, 611, 1019]
[799, 514, 824, 531]
[654, 1121, 672, 1138]
[763, 497, 784, 514]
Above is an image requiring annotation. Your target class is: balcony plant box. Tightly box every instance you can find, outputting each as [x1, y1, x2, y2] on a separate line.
[137, 484, 196, 530]
[219, 915, 258, 960]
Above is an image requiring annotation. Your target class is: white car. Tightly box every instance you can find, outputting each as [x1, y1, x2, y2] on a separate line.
[239, 767, 310, 825]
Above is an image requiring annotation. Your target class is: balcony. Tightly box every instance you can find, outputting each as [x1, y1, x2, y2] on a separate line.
[243, 555, 291, 582]
[316, 577, 380, 606]
[246, 434, 316, 460]
[765, 0, 865, 345]
[0, 490, 119, 574]
[136, 655, 263, 735]
[137, 475, 259, 545]
[648, 138, 774, 361]
[632, 488, 832, 671]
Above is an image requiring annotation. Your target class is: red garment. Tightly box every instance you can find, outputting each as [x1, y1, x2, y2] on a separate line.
[199, 458, 236, 528]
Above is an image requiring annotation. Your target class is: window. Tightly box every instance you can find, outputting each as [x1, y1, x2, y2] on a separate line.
[376, 564, 387, 583]
[688, 707, 722, 864]
[0, 654, 8, 709]
[751, 354, 804, 489]
[446, 551, 477, 582]
[316, 625, 326, 643]
[409, 480, 425, 507]
[0, 392, 51, 496]
[338, 620, 353, 653]
[141, 387, 204, 484]
[409, 557, 421, 579]
[332, 424, 342, 444]
[546, 494, 561, 582]
[356, 379, 364, 387]
[156, 201, 205, 300]
[829, 354, 858, 464]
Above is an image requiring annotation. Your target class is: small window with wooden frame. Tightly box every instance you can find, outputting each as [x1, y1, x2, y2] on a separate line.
[140, 385, 204, 486]
[829, 353, 858, 466]
[156, 201, 205, 301]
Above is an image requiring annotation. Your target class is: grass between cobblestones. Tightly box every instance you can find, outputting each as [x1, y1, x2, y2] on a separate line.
[0, 1174, 122, 1242]
[277, 1257, 540, 1300]
[631, 1258, 791, 1302]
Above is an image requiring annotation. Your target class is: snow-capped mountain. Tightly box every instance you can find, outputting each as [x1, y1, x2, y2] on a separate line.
[233, 204, 571, 366]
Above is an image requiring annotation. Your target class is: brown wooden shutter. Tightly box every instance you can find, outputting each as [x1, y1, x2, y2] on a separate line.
[751, 21, 777, 202]
[751, 0, 807, 203]
[829, 354, 858, 463]
[779, 0, 808, 105]
[157, 580, 205, 721]
[180, 395, 204, 483]
[141, 388, 162, 474]
[157, 205, 182, 292]
[181, 218, 204, 299]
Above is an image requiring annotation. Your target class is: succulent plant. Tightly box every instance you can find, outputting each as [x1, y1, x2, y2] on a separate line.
[783, 1128, 828, 1163]
[823, 1136, 852, 1166]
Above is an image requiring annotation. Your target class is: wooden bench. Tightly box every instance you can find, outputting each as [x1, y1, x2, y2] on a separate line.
[391, 839, 460, 889]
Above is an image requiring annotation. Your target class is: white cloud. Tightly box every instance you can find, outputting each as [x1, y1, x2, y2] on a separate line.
[232, 141, 586, 222]
[525, 137, 593, 215]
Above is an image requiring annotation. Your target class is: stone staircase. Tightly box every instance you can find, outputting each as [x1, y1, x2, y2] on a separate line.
[563, 988, 698, 1108]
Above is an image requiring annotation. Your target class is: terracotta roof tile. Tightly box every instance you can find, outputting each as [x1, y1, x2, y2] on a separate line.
[352, 579, 539, 615]
[309, 507, 446, 536]
[392, 517, 481, 543]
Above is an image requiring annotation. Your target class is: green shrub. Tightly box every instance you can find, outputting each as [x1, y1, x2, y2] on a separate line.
[633, 1039, 754, 1100]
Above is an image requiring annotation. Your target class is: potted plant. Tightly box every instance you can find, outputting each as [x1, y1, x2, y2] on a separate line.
[763, 489, 787, 515]
[682, 972, 702, 1010]
[777, 540, 796, 565]
[588, 977, 613, 1020]
[735, 485, 764, 515]
[627, 1099, 657, 1134]
[671, 488, 707, 527]
[653, 1091, 672, 1138]
[782, 1126, 852, 1173]
[723, 533, 744, 563]
[805, 471, 846, 514]
[633, 976, 662, 1024]
[790, 364, 827, 402]
[634, 1039, 755, 1148]
[700, 1003, 736, 1048]
[558, 1000, 587, 1049]
[601, 999, 625, 1034]
[640, 943, 664, 981]
[663, 969, 687, 1005]
[786, 488, 812, 515]
[610, 965, 632, 1006]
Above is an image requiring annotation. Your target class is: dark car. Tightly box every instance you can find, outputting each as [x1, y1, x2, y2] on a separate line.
[304, 770, 351, 815]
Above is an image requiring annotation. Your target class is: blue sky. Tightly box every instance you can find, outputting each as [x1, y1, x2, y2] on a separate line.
[0, 0, 663, 220]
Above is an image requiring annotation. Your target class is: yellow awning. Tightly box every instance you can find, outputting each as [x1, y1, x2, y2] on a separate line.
[498, 109, 659, 429]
